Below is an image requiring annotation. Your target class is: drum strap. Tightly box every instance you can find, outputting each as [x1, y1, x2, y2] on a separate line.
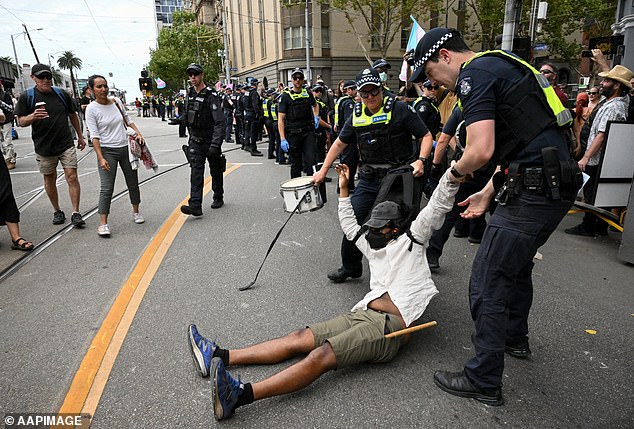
[239, 191, 310, 291]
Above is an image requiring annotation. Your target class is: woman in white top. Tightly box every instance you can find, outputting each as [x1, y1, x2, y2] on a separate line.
[85, 75, 145, 237]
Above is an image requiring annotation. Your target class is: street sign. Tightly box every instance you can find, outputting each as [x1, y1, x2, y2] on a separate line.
[230, 67, 238, 72]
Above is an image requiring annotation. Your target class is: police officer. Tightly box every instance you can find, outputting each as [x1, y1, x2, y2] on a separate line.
[372, 58, 393, 95]
[409, 28, 581, 405]
[270, 91, 286, 165]
[313, 67, 433, 283]
[222, 86, 235, 142]
[243, 79, 264, 156]
[180, 63, 226, 215]
[278, 68, 320, 178]
[412, 80, 441, 138]
[333, 80, 358, 191]
[312, 83, 331, 164]
[175, 95, 187, 137]
[233, 85, 245, 147]
[262, 88, 276, 159]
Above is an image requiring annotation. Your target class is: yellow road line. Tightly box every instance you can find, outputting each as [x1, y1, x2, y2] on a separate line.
[55, 164, 241, 424]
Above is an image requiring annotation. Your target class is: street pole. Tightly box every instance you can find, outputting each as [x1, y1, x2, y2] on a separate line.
[305, 0, 311, 82]
[221, 0, 231, 85]
[501, 0, 519, 51]
[10, 34, 22, 91]
[528, 0, 539, 53]
[23, 24, 40, 63]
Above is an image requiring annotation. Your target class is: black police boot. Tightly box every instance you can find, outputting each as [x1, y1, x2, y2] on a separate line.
[564, 223, 595, 237]
[180, 205, 203, 216]
[427, 253, 440, 271]
[211, 199, 224, 209]
[250, 149, 263, 157]
[505, 342, 531, 359]
[327, 267, 362, 283]
[433, 370, 504, 406]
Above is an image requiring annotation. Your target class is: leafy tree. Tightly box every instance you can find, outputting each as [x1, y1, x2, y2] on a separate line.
[460, 0, 506, 50]
[57, 51, 82, 98]
[148, 11, 223, 92]
[319, 0, 441, 61]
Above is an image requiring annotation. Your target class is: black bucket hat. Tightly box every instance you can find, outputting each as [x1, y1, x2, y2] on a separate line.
[409, 28, 461, 83]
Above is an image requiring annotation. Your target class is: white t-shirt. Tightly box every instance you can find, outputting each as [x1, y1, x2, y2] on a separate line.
[85, 97, 133, 148]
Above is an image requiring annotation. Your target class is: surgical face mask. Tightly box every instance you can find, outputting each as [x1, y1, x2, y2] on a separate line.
[366, 228, 395, 250]
[379, 72, 388, 82]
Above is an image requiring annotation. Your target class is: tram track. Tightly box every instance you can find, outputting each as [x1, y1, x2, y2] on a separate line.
[1, 143, 255, 284]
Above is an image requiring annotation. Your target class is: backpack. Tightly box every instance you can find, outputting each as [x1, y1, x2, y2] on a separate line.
[26, 86, 70, 112]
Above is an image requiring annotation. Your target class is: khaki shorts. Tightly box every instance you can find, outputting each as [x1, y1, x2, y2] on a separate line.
[36, 146, 78, 175]
[308, 309, 404, 369]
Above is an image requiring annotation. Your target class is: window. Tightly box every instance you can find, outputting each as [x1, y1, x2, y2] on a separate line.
[321, 27, 330, 49]
[284, 26, 304, 50]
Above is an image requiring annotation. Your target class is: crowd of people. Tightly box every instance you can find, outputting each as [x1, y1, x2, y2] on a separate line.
[1, 28, 633, 421]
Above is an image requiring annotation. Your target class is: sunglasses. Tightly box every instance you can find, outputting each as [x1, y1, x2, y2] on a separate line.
[358, 87, 381, 99]
[424, 84, 439, 90]
[587, 91, 598, 95]
[292, 76, 303, 81]
[540, 70, 553, 75]
[188, 72, 201, 77]
[37, 74, 53, 80]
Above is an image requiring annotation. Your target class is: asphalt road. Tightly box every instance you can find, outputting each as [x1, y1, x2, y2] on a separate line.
[1, 116, 633, 428]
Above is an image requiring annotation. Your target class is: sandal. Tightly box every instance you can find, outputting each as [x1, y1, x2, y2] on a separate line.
[11, 237, 34, 251]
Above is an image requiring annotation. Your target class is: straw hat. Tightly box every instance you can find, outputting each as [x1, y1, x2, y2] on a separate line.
[598, 65, 634, 89]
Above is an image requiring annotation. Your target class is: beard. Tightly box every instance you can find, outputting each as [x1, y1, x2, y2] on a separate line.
[601, 85, 615, 98]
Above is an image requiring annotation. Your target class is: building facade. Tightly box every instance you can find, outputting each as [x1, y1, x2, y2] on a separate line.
[155, 0, 186, 35]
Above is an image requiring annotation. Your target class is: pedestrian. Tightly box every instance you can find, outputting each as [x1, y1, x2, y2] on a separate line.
[242, 79, 264, 156]
[409, 27, 582, 405]
[0, 107, 33, 251]
[14, 63, 87, 227]
[313, 67, 433, 283]
[565, 65, 633, 237]
[85, 74, 146, 237]
[0, 81, 16, 170]
[538, 62, 569, 107]
[135, 97, 142, 117]
[187, 162, 461, 421]
[180, 63, 226, 216]
[278, 68, 320, 178]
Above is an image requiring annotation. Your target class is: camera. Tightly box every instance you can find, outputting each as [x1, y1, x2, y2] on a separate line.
[581, 50, 592, 58]
[405, 50, 415, 66]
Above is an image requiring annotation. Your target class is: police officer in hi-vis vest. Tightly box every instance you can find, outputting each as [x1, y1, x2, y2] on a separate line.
[409, 28, 582, 406]
[180, 63, 226, 216]
[278, 68, 320, 178]
[312, 67, 433, 283]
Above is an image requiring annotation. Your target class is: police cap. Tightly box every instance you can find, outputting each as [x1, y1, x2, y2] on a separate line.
[250, 78, 259, 85]
[186, 63, 204, 74]
[291, 68, 305, 78]
[371, 58, 391, 70]
[355, 68, 382, 89]
[410, 28, 461, 83]
[364, 201, 403, 228]
[342, 80, 356, 90]
[311, 83, 324, 92]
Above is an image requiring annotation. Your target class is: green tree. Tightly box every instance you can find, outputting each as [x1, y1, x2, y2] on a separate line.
[57, 51, 82, 98]
[319, 0, 441, 61]
[148, 11, 222, 92]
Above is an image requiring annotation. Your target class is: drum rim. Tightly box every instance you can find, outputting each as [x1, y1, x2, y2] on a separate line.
[280, 176, 316, 189]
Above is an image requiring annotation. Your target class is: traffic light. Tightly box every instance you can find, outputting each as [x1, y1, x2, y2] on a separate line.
[139, 77, 153, 91]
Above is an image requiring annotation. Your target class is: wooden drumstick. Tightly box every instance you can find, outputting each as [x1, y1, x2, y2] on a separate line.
[384, 321, 438, 338]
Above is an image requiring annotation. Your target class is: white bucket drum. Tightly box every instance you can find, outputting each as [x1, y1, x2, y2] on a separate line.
[279, 177, 323, 213]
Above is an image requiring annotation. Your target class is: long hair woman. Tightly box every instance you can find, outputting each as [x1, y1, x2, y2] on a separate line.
[85, 74, 145, 237]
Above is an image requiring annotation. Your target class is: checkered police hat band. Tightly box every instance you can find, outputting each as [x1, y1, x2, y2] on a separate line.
[413, 32, 455, 71]
[356, 75, 380, 86]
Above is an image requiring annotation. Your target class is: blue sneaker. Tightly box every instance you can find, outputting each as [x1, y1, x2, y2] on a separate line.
[187, 324, 217, 377]
[211, 357, 244, 420]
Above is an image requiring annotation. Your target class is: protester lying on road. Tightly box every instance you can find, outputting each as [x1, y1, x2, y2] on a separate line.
[187, 163, 461, 420]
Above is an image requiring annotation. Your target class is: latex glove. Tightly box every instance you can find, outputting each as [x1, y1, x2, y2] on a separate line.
[314, 116, 320, 129]
[281, 139, 289, 153]
[430, 163, 443, 181]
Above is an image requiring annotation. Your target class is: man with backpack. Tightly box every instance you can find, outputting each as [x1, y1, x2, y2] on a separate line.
[14, 64, 87, 227]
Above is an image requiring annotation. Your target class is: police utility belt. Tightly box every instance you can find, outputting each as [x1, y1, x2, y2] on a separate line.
[494, 147, 582, 205]
[189, 135, 212, 143]
[359, 164, 410, 180]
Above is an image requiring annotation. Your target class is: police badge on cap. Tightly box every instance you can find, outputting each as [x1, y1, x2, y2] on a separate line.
[409, 28, 461, 83]
[355, 68, 382, 88]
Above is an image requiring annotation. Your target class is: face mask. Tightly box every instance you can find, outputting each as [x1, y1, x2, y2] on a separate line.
[379, 72, 388, 82]
[366, 229, 395, 250]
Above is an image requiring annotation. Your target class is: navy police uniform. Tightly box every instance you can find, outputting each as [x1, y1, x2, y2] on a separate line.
[335, 88, 429, 278]
[184, 81, 226, 210]
[410, 28, 581, 399]
[278, 86, 318, 178]
[243, 81, 263, 155]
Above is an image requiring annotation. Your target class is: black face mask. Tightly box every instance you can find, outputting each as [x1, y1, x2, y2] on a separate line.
[366, 229, 395, 250]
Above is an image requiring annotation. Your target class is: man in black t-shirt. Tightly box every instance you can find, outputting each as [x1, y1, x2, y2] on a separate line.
[15, 64, 87, 227]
